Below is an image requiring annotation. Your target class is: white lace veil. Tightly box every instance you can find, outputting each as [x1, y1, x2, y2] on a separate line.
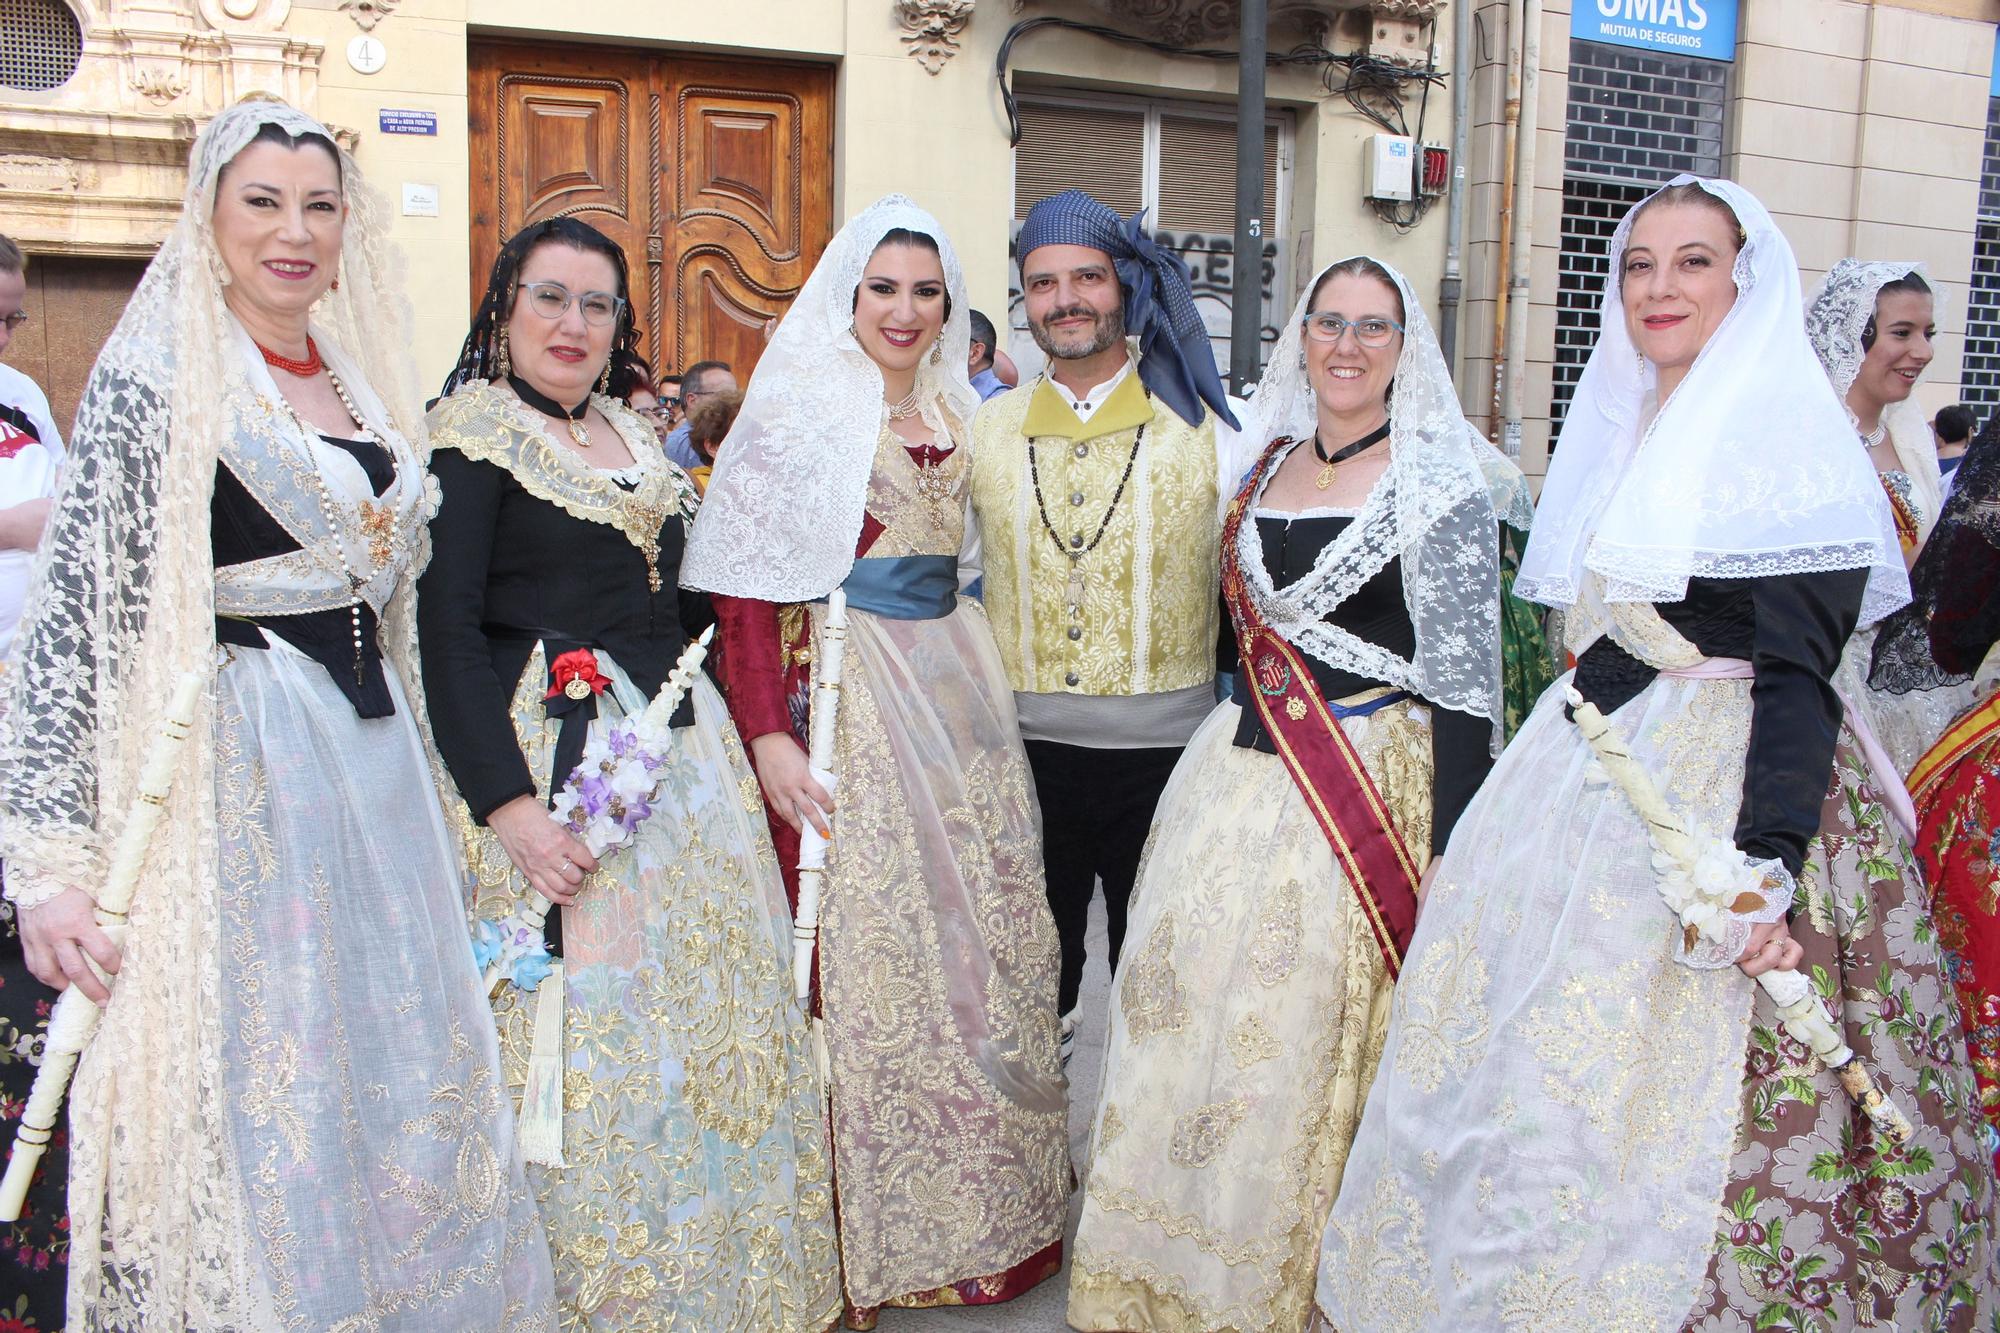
[1806, 257, 1946, 530]
[1238, 256, 1522, 730]
[1516, 176, 1908, 627]
[681, 195, 976, 601]
[0, 96, 425, 1326]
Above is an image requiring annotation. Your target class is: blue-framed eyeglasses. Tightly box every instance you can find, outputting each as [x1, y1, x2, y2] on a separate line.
[1301, 313, 1404, 347]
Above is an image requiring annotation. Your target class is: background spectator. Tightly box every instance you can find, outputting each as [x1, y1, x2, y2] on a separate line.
[0, 235, 62, 660]
[658, 372, 683, 427]
[664, 359, 735, 469]
[1936, 402, 1975, 484]
[968, 309, 1007, 401]
[683, 387, 742, 492]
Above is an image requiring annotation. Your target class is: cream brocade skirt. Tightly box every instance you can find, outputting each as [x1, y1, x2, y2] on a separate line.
[469, 660, 841, 1332]
[818, 599, 1072, 1310]
[214, 640, 555, 1331]
[1068, 695, 1426, 1333]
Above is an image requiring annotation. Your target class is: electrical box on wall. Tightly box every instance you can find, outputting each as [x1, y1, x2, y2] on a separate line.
[1420, 143, 1450, 197]
[1365, 134, 1415, 202]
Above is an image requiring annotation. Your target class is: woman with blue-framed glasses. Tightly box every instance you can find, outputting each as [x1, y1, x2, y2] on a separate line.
[1069, 255, 1532, 1332]
[418, 216, 840, 1328]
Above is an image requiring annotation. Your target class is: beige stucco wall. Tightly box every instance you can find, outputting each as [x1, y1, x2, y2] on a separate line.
[1732, 0, 1993, 414]
[1466, 0, 1998, 481]
[267, 0, 1461, 392]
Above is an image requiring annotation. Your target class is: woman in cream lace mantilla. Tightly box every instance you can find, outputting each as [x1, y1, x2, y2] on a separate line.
[420, 217, 839, 1331]
[1316, 178, 1997, 1332]
[0, 97, 555, 1330]
[683, 196, 1070, 1327]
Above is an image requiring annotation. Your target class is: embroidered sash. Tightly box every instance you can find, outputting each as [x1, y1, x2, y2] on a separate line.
[1220, 435, 1422, 977]
[1910, 692, 2000, 805]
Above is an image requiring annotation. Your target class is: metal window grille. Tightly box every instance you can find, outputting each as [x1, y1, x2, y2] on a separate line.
[0, 0, 82, 92]
[1552, 40, 1729, 431]
[1553, 178, 1651, 428]
[1961, 97, 2000, 416]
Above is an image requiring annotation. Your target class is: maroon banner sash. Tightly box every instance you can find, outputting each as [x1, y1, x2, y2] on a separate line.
[1221, 436, 1422, 977]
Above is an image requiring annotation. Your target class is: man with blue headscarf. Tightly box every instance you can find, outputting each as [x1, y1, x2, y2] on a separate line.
[968, 189, 1245, 1066]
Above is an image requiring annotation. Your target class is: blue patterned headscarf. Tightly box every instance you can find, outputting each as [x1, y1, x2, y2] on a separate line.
[1016, 189, 1239, 430]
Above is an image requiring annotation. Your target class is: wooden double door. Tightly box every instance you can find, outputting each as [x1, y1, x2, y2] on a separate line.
[469, 42, 833, 383]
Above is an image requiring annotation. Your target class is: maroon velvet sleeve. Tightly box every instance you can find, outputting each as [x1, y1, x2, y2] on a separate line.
[712, 594, 793, 742]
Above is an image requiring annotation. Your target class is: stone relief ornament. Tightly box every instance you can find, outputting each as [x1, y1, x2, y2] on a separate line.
[338, 0, 400, 30]
[894, 0, 976, 74]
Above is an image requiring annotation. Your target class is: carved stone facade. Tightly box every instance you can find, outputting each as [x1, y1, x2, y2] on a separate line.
[0, 0, 323, 255]
[895, 0, 977, 73]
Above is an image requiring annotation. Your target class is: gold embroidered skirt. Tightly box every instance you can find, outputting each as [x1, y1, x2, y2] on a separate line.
[476, 664, 841, 1332]
[1068, 695, 1423, 1333]
[214, 641, 555, 1330]
[817, 600, 1071, 1311]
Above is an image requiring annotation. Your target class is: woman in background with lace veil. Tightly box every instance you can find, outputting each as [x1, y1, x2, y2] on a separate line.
[0, 96, 554, 1330]
[1067, 255, 1525, 1333]
[683, 195, 1069, 1328]
[1315, 178, 1997, 1332]
[1808, 259, 1972, 777]
[419, 216, 839, 1331]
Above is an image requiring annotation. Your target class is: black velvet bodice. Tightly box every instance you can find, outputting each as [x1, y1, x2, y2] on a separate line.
[416, 448, 711, 824]
[212, 435, 396, 718]
[1572, 569, 1868, 877]
[1229, 511, 1495, 851]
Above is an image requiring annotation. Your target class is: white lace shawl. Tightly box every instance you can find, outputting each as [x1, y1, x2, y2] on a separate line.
[0, 98, 430, 1328]
[1516, 176, 1908, 628]
[1806, 257, 1947, 535]
[1237, 256, 1522, 733]
[681, 195, 976, 601]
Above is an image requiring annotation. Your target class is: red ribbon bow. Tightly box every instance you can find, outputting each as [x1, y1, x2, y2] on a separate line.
[545, 648, 610, 702]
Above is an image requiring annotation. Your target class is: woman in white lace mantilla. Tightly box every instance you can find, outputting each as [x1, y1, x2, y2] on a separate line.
[0, 98, 554, 1330]
[1067, 256, 1525, 1333]
[1807, 258, 1972, 777]
[683, 196, 1070, 1327]
[1315, 178, 1997, 1333]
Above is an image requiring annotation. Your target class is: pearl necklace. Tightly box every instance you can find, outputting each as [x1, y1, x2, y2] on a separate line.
[1861, 422, 1888, 451]
[270, 364, 394, 685]
[885, 382, 923, 420]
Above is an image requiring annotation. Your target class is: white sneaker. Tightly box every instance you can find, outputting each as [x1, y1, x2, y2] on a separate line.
[1059, 1008, 1080, 1070]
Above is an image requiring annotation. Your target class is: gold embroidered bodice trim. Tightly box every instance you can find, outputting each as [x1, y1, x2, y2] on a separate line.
[427, 380, 699, 589]
[866, 417, 967, 558]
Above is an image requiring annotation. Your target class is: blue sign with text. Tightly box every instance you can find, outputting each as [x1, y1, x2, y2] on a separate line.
[379, 109, 438, 136]
[1571, 0, 1737, 62]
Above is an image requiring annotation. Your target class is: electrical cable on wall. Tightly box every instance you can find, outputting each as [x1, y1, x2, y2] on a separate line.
[995, 14, 1447, 235]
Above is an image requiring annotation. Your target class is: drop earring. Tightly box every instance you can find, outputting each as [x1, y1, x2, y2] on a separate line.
[494, 325, 512, 379]
[330, 276, 340, 293]
[930, 342, 943, 365]
[597, 361, 612, 395]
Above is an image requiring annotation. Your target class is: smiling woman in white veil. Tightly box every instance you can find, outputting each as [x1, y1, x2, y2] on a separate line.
[1315, 177, 1996, 1333]
[0, 97, 553, 1329]
[1806, 259, 1974, 777]
[1066, 255, 1525, 1333]
[682, 195, 1069, 1326]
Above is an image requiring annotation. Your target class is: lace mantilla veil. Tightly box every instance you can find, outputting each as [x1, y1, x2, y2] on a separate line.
[680, 195, 977, 601]
[1239, 256, 1528, 735]
[1515, 176, 1908, 628]
[0, 97, 430, 1328]
[1806, 256, 1947, 529]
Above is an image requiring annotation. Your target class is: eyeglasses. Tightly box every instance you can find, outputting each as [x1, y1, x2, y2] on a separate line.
[661, 395, 681, 410]
[637, 404, 675, 420]
[1302, 314, 1403, 348]
[0, 313, 27, 332]
[517, 281, 626, 327]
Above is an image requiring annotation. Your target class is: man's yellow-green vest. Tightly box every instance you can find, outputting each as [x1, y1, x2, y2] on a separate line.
[969, 365, 1222, 701]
